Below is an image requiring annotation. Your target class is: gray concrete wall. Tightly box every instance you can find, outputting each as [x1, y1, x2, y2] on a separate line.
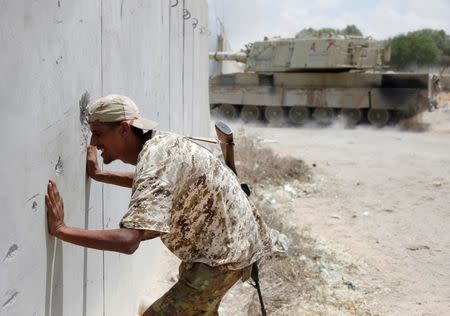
[0, 1, 209, 315]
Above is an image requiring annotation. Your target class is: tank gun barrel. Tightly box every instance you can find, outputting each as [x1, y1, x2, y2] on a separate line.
[209, 52, 248, 63]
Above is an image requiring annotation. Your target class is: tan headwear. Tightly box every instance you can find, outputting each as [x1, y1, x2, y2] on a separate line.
[88, 94, 158, 130]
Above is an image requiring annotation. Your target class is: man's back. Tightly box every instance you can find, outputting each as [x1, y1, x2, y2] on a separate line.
[121, 132, 273, 269]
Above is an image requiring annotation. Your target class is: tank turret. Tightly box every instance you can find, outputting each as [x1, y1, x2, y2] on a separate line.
[210, 36, 391, 72]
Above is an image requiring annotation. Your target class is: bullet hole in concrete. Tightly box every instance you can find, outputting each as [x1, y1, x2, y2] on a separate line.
[2, 290, 19, 308]
[79, 91, 91, 150]
[32, 201, 38, 212]
[3, 244, 18, 262]
[79, 91, 90, 125]
[55, 156, 63, 176]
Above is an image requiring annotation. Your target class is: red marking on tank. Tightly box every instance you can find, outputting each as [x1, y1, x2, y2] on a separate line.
[327, 40, 335, 51]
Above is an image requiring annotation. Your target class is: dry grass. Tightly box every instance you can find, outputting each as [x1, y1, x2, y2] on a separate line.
[233, 130, 311, 186]
[229, 132, 375, 316]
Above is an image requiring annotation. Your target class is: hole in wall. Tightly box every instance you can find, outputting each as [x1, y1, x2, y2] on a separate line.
[3, 244, 19, 262]
[79, 91, 91, 150]
[55, 156, 63, 176]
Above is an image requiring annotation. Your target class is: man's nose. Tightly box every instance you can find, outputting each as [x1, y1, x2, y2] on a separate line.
[90, 136, 98, 146]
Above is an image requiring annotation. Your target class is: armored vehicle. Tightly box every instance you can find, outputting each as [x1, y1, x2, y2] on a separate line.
[209, 35, 440, 126]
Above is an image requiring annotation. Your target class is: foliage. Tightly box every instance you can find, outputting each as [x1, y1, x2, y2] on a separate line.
[389, 29, 450, 69]
[342, 24, 363, 36]
[296, 24, 363, 38]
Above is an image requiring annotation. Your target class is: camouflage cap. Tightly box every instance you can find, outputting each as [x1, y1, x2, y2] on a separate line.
[88, 94, 158, 130]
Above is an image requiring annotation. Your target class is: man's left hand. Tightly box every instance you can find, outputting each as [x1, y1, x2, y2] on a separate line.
[45, 180, 66, 236]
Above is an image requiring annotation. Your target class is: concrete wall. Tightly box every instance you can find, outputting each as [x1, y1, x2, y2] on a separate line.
[0, 1, 209, 315]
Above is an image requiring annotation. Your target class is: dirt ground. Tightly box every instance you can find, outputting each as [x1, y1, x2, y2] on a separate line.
[140, 96, 450, 315]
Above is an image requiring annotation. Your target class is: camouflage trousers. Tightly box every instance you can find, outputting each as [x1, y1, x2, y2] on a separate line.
[143, 262, 247, 316]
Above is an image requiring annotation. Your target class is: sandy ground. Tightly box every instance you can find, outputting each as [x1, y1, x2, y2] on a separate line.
[226, 101, 450, 315]
[140, 98, 450, 315]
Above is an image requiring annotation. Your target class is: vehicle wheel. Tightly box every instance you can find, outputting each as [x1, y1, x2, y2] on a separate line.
[342, 109, 363, 126]
[368, 109, 390, 127]
[240, 105, 261, 122]
[313, 108, 335, 125]
[217, 104, 238, 120]
[264, 106, 286, 125]
[288, 107, 310, 125]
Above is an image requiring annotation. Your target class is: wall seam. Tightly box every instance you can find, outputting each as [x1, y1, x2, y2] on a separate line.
[192, 26, 195, 134]
[182, 0, 185, 134]
[169, 0, 172, 130]
[100, 1, 106, 316]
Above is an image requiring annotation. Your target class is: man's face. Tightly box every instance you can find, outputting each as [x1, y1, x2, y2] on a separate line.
[89, 122, 124, 164]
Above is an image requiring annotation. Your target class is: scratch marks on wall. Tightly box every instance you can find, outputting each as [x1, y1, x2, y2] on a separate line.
[26, 193, 40, 202]
[3, 244, 19, 262]
[2, 290, 19, 308]
[79, 91, 91, 151]
[55, 156, 63, 176]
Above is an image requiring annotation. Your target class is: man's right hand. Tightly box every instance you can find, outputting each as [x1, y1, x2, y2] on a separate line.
[87, 145, 101, 180]
[86, 145, 134, 187]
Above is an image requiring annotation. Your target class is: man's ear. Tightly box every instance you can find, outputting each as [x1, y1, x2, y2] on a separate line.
[119, 121, 131, 136]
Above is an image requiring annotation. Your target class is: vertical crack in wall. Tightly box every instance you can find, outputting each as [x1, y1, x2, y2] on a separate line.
[169, 1, 172, 130]
[182, 0, 186, 134]
[100, 2, 105, 315]
[192, 23, 195, 134]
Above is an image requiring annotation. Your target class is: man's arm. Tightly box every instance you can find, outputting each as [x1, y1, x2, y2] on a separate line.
[55, 226, 143, 255]
[45, 180, 159, 254]
[87, 145, 134, 188]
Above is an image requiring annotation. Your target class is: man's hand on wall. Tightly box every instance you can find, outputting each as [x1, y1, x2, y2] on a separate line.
[45, 180, 66, 237]
[86, 145, 101, 180]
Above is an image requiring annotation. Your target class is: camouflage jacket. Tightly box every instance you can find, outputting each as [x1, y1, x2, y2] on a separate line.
[120, 132, 274, 269]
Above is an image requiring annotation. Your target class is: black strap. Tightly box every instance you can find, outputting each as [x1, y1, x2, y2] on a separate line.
[250, 262, 267, 316]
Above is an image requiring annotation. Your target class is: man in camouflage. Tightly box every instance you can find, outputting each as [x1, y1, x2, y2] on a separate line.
[45, 95, 274, 315]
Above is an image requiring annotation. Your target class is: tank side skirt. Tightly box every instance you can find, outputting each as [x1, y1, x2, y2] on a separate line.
[210, 85, 371, 108]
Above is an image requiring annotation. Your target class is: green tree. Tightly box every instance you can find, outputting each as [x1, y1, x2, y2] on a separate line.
[341, 24, 363, 36]
[389, 31, 443, 69]
[413, 29, 450, 55]
[296, 25, 363, 38]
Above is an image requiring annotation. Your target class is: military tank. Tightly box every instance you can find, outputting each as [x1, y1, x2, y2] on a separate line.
[209, 35, 440, 126]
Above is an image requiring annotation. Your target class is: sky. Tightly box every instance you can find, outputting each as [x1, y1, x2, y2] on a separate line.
[208, 0, 450, 50]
